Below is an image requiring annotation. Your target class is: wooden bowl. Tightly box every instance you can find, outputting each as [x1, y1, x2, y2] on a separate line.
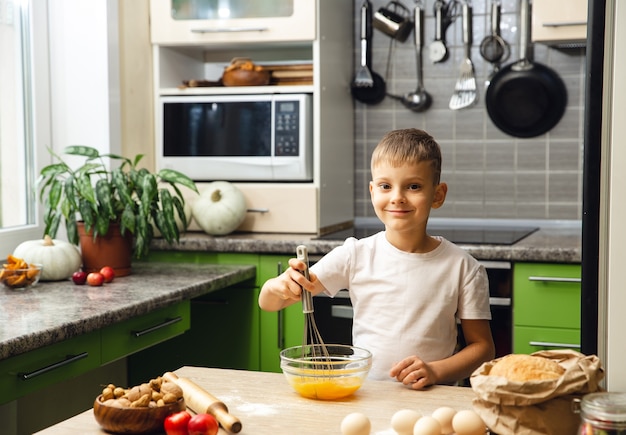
[93, 395, 186, 434]
[222, 68, 270, 86]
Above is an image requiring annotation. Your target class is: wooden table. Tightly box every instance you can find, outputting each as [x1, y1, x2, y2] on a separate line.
[35, 366, 478, 434]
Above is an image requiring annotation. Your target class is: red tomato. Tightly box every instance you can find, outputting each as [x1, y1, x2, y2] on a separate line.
[99, 266, 115, 283]
[86, 272, 104, 286]
[164, 410, 192, 435]
[188, 413, 219, 435]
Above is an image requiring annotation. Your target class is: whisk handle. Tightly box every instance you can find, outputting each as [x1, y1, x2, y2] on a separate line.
[296, 245, 314, 314]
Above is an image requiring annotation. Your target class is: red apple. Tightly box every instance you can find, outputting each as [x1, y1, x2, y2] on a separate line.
[71, 271, 88, 285]
[188, 413, 219, 435]
[87, 272, 105, 286]
[99, 266, 115, 283]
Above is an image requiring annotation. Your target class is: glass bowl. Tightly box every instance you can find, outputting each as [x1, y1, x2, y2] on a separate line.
[0, 264, 43, 290]
[280, 344, 372, 400]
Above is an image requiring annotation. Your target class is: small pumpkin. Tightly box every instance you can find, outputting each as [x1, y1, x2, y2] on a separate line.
[192, 181, 247, 235]
[13, 235, 82, 281]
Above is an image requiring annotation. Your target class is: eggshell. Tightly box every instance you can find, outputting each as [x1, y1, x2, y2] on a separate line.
[341, 412, 371, 435]
[391, 409, 421, 434]
[431, 406, 456, 434]
[451, 410, 486, 435]
[413, 416, 441, 435]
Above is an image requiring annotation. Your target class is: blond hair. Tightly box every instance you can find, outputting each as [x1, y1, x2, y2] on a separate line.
[371, 129, 442, 184]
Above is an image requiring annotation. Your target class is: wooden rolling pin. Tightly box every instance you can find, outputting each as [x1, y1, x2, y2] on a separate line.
[163, 371, 242, 433]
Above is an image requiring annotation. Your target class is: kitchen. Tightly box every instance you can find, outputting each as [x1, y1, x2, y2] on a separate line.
[0, 0, 624, 433]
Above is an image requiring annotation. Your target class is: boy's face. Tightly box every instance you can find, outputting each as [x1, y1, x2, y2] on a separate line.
[369, 160, 447, 235]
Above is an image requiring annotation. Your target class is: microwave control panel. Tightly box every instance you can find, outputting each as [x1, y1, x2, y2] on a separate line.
[274, 101, 300, 157]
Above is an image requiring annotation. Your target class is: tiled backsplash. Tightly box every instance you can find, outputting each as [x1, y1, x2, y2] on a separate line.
[352, 0, 585, 221]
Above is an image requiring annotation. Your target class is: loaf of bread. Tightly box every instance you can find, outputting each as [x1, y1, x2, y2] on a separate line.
[488, 354, 565, 382]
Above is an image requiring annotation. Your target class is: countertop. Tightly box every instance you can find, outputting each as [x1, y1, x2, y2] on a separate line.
[35, 366, 479, 435]
[0, 263, 256, 362]
[150, 224, 582, 263]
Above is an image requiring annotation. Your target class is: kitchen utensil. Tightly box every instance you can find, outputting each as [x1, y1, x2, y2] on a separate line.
[163, 371, 242, 433]
[352, 0, 387, 104]
[297, 245, 331, 364]
[373, 1, 413, 42]
[449, 1, 477, 109]
[280, 344, 372, 400]
[480, 0, 510, 85]
[485, 0, 567, 138]
[387, 1, 432, 112]
[353, 1, 374, 87]
[429, 0, 448, 63]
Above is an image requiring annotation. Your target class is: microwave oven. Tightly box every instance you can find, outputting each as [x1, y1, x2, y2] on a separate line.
[157, 93, 312, 182]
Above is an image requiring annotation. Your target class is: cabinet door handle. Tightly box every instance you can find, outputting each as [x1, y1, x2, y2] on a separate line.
[528, 276, 581, 283]
[191, 26, 269, 33]
[18, 352, 89, 380]
[277, 261, 285, 349]
[542, 21, 587, 28]
[529, 341, 581, 349]
[132, 317, 182, 337]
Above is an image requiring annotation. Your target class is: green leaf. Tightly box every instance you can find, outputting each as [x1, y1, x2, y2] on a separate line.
[48, 179, 62, 210]
[140, 173, 157, 217]
[65, 218, 78, 245]
[95, 215, 110, 238]
[172, 196, 187, 230]
[158, 168, 198, 193]
[76, 173, 97, 205]
[120, 204, 136, 235]
[112, 168, 133, 206]
[64, 176, 78, 211]
[95, 178, 115, 219]
[64, 145, 100, 158]
[79, 199, 95, 230]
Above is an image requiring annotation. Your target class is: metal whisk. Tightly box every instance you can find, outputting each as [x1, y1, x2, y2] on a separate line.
[296, 245, 331, 366]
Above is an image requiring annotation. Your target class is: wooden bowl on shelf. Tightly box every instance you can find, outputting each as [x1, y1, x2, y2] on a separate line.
[222, 68, 270, 86]
[93, 395, 186, 434]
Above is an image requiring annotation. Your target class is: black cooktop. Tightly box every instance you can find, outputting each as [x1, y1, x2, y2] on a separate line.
[316, 224, 539, 245]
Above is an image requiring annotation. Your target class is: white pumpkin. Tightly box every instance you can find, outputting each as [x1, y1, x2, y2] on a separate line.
[13, 235, 82, 281]
[192, 181, 247, 235]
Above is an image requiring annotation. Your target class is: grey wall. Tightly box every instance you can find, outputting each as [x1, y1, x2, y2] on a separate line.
[352, 0, 585, 221]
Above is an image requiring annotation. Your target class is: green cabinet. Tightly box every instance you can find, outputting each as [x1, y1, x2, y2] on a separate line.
[137, 251, 304, 376]
[513, 263, 581, 353]
[0, 331, 101, 405]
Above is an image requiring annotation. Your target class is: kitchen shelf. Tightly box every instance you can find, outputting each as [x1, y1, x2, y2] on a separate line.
[158, 84, 315, 96]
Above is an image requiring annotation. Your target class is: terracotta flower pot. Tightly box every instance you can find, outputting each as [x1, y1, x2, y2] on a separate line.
[78, 222, 133, 277]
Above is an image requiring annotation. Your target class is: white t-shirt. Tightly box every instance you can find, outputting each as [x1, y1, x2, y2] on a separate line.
[310, 231, 491, 381]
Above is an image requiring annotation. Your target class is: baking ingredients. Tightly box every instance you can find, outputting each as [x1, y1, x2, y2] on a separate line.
[188, 413, 219, 435]
[413, 416, 442, 435]
[341, 412, 371, 435]
[431, 406, 456, 434]
[0, 255, 42, 289]
[99, 266, 115, 283]
[87, 272, 105, 286]
[13, 235, 81, 281]
[489, 353, 565, 382]
[192, 181, 247, 236]
[390, 409, 421, 434]
[451, 410, 485, 435]
[164, 410, 192, 435]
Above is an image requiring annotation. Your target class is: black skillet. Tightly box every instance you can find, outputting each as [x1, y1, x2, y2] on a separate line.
[351, 0, 387, 105]
[485, 0, 567, 138]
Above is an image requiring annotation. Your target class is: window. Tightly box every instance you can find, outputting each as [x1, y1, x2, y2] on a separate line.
[0, 0, 49, 252]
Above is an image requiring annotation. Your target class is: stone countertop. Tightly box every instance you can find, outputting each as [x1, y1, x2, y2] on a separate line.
[151, 226, 582, 263]
[0, 262, 256, 362]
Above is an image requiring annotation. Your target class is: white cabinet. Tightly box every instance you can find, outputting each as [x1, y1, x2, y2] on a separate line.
[532, 0, 588, 45]
[150, 0, 316, 46]
[149, 1, 354, 234]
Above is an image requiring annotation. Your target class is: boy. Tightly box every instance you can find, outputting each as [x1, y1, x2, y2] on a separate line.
[259, 128, 495, 389]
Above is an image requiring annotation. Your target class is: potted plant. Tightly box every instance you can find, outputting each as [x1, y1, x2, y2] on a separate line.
[38, 145, 198, 275]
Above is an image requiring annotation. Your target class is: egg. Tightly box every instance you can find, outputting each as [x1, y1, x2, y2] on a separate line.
[341, 412, 371, 435]
[431, 406, 456, 434]
[451, 409, 486, 435]
[413, 416, 442, 435]
[391, 409, 421, 434]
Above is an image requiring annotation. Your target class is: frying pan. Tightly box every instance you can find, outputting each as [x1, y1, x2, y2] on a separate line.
[485, 0, 567, 138]
[352, 0, 387, 105]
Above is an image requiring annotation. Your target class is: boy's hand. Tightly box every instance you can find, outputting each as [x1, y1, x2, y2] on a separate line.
[389, 356, 437, 390]
[258, 258, 318, 310]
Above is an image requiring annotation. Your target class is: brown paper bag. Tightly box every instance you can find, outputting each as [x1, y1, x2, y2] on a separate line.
[469, 350, 604, 435]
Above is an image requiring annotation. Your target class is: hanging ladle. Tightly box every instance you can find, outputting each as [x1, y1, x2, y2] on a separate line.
[388, 0, 431, 112]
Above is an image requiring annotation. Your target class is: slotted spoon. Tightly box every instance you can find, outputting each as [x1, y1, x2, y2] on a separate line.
[449, 1, 477, 110]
